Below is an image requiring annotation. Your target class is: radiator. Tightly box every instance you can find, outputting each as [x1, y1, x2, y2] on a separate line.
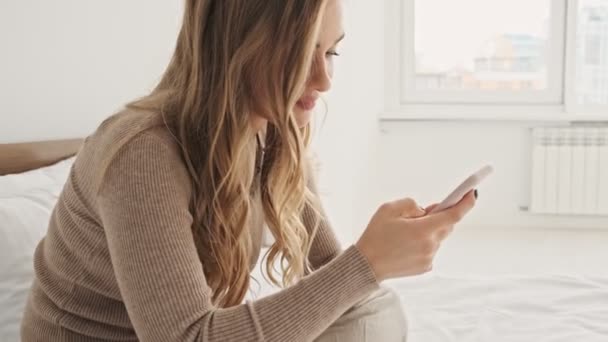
[530, 126, 608, 215]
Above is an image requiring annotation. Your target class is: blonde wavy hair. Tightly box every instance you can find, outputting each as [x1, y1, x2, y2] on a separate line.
[113, 0, 329, 307]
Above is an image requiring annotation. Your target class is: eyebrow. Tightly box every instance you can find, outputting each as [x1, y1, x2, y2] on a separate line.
[316, 33, 346, 48]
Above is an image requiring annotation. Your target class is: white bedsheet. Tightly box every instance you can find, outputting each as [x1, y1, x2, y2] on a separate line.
[387, 274, 608, 342]
[248, 254, 608, 341]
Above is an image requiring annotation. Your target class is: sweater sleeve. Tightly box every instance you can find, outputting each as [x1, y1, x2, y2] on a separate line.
[302, 169, 342, 272]
[98, 131, 379, 342]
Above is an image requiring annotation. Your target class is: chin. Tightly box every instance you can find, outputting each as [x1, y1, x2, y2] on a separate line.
[294, 108, 312, 128]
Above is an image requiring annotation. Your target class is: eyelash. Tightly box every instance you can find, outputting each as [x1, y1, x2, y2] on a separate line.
[327, 51, 340, 57]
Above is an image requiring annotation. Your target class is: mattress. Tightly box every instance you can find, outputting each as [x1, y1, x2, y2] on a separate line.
[387, 274, 608, 342]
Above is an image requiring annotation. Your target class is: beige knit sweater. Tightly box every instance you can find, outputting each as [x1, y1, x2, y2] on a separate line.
[20, 110, 379, 342]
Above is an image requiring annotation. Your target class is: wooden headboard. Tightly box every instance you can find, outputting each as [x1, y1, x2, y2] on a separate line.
[0, 139, 83, 176]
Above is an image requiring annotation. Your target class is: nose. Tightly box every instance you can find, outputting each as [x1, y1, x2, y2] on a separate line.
[308, 55, 332, 93]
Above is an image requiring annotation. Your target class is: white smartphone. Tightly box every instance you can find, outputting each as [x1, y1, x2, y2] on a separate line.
[429, 165, 493, 214]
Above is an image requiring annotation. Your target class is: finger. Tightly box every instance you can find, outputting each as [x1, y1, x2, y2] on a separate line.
[424, 203, 440, 214]
[388, 197, 426, 218]
[413, 190, 476, 229]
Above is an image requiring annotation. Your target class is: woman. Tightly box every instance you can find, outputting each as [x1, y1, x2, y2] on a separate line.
[21, 0, 476, 341]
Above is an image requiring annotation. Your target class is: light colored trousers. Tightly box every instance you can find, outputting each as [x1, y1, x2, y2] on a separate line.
[314, 287, 408, 342]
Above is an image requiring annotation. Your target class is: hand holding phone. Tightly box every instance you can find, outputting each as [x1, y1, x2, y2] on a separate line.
[429, 165, 493, 214]
[356, 167, 487, 281]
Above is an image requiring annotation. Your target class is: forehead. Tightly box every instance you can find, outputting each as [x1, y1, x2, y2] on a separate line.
[319, 0, 344, 39]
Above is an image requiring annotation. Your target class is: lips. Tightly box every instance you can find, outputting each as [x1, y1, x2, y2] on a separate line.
[296, 96, 317, 111]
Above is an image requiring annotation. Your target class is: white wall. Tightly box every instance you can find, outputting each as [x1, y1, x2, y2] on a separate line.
[0, 0, 383, 243]
[316, 1, 608, 240]
[312, 0, 385, 244]
[2, 0, 604, 244]
[317, 2, 608, 240]
[0, 1, 181, 143]
[316, 0, 607, 242]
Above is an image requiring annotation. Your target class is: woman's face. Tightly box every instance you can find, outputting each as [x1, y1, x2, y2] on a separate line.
[294, 0, 345, 127]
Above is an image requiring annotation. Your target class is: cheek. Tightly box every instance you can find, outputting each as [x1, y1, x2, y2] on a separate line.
[328, 60, 335, 79]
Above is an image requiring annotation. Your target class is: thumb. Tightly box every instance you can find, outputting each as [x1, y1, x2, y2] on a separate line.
[414, 190, 477, 228]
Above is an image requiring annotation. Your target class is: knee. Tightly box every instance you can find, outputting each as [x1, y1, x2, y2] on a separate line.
[370, 287, 407, 318]
[363, 287, 408, 340]
[316, 287, 408, 342]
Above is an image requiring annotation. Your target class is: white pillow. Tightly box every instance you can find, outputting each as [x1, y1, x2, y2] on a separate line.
[0, 157, 75, 342]
[0, 157, 74, 197]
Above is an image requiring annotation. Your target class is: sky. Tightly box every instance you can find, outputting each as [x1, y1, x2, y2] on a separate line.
[414, 0, 552, 71]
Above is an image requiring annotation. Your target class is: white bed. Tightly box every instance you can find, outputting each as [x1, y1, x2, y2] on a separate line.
[247, 261, 608, 342]
[387, 275, 608, 342]
[2, 153, 608, 342]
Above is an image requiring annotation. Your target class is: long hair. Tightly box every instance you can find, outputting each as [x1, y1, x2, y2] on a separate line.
[119, 0, 328, 307]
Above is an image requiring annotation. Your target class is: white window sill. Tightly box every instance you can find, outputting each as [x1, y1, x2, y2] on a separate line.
[380, 105, 608, 123]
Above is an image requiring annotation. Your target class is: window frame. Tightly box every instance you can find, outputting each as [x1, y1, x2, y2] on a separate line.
[383, 0, 608, 121]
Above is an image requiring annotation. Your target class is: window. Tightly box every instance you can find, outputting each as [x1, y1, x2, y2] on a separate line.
[414, 0, 552, 92]
[384, 0, 608, 118]
[576, 0, 608, 106]
[403, 0, 564, 104]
